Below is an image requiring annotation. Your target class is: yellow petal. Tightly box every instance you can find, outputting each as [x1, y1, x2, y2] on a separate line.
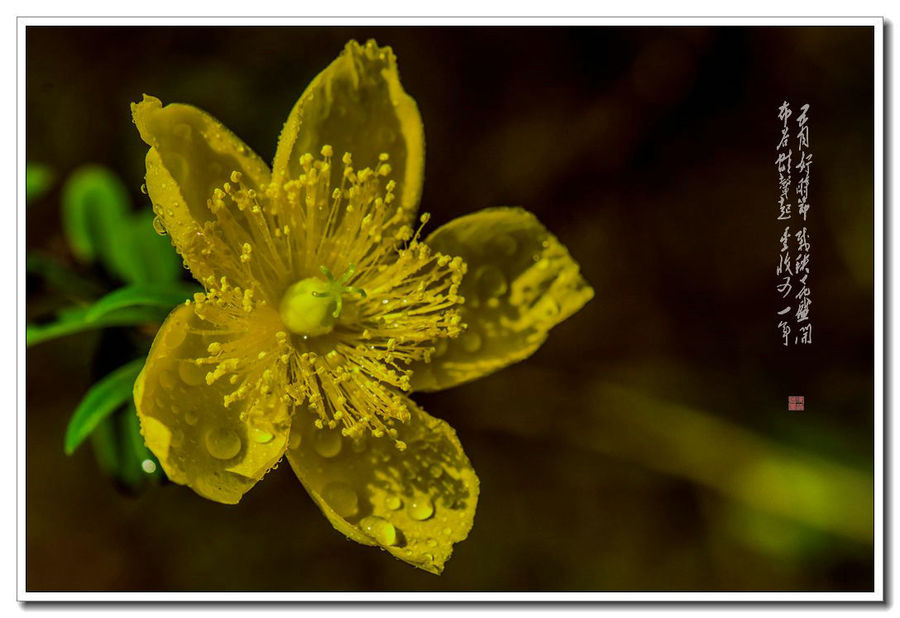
[411, 207, 594, 391]
[285, 398, 478, 574]
[272, 39, 424, 227]
[131, 95, 274, 290]
[134, 303, 290, 504]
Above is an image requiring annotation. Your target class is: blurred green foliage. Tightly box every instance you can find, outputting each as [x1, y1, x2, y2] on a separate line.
[27, 163, 195, 494]
[26, 163, 54, 203]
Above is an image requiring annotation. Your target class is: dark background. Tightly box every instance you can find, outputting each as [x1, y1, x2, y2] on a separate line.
[25, 26, 875, 591]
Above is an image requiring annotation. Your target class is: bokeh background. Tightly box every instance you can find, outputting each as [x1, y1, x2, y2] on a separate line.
[25, 26, 875, 591]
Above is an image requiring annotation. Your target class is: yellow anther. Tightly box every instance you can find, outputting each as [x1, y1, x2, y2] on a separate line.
[230, 170, 243, 183]
[320, 144, 334, 157]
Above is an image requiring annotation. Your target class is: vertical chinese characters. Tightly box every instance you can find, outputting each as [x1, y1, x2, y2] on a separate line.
[775, 101, 812, 346]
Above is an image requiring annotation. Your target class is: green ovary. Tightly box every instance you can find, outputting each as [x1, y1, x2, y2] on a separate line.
[279, 265, 365, 337]
[279, 278, 339, 336]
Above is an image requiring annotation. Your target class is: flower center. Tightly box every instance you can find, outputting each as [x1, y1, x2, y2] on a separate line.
[278, 264, 365, 337]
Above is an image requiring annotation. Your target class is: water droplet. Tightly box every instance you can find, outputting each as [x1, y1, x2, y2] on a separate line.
[141, 459, 157, 474]
[323, 482, 359, 518]
[443, 527, 452, 536]
[385, 495, 403, 510]
[313, 429, 343, 458]
[251, 427, 274, 444]
[205, 427, 242, 460]
[158, 369, 176, 390]
[475, 265, 508, 299]
[360, 516, 397, 546]
[140, 183, 148, 194]
[164, 323, 188, 349]
[152, 215, 168, 236]
[184, 411, 199, 426]
[432, 338, 448, 358]
[429, 465, 443, 479]
[427, 538, 437, 548]
[407, 496, 434, 521]
[172, 123, 192, 140]
[171, 429, 185, 447]
[178, 360, 205, 386]
[490, 233, 518, 257]
[288, 429, 302, 450]
[461, 331, 482, 353]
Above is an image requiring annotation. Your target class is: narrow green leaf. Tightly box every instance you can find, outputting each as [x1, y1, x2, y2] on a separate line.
[61, 165, 131, 265]
[116, 210, 182, 285]
[85, 284, 197, 323]
[26, 305, 166, 347]
[64, 358, 145, 455]
[89, 415, 120, 476]
[26, 163, 54, 203]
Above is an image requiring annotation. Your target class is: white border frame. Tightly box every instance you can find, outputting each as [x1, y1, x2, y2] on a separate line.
[15, 16, 884, 603]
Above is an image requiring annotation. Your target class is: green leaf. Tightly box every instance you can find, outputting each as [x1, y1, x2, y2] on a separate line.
[64, 358, 145, 455]
[117, 210, 182, 285]
[26, 305, 166, 347]
[89, 415, 120, 476]
[26, 163, 54, 203]
[85, 284, 198, 323]
[61, 165, 131, 266]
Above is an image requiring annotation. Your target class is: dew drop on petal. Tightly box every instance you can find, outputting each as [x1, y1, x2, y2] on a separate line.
[184, 411, 199, 426]
[152, 216, 168, 236]
[141, 459, 157, 474]
[461, 331, 482, 353]
[443, 527, 452, 536]
[322, 482, 359, 518]
[407, 496, 434, 521]
[360, 516, 397, 546]
[158, 369, 176, 390]
[251, 428, 274, 444]
[427, 538, 437, 548]
[385, 495, 403, 510]
[288, 429, 302, 450]
[205, 427, 242, 460]
[429, 465, 443, 479]
[475, 265, 508, 299]
[172, 123, 192, 141]
[490, 233, 518, 257]
[313, 429, 343, 458]
[178, 360, 205, 386]
[164, 324, 188, 349]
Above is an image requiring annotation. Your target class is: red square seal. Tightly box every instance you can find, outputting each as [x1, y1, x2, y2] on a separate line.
[788, 395, 805, 411]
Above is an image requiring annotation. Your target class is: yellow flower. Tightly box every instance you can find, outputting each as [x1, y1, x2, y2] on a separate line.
[130, 39, 593, 574]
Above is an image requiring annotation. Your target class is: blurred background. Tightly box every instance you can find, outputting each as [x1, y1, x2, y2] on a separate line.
[25, 26, 875, 591]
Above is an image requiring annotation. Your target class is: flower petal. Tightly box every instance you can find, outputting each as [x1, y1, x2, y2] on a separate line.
[131, 95, 275, 291]
[411, 207, 594, 391]
[272, 40, 424, 227]
[134, 303, 290, 504]
[285, 398, 478, 574]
